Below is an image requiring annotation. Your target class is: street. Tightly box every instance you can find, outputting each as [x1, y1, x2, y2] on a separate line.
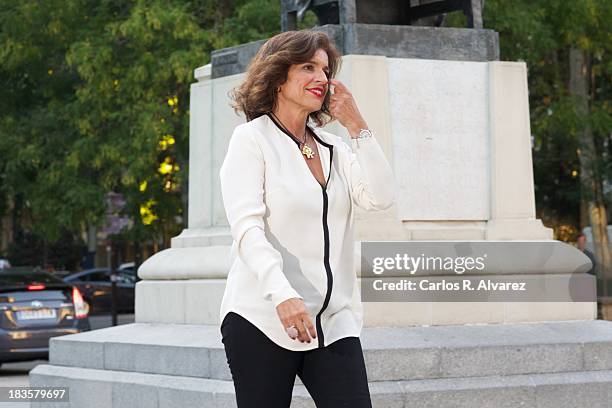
[0, 314, 135, 407]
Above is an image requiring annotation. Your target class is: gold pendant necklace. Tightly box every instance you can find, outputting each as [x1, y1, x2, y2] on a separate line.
[270, 111, 315, 159]
[301, 144, 315, 159]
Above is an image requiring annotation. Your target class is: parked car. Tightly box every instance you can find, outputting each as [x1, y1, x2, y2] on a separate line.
[62, 268, 136, 315]
[0, 259, 11, 269]
[118, 262, 135, 272]
[50, 269, 75, 279]
[0, 267, 90, 367]
[118, 262, 140, 281]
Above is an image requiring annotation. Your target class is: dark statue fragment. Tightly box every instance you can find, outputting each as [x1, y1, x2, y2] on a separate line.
[281, 0, 485, 31]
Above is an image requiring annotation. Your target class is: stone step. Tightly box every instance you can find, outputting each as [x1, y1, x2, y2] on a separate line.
[48, 319, 612, 382]
[30, 363, 612, 408]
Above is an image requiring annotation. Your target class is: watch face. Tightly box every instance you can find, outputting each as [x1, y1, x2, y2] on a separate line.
[359, 129, 373, 138]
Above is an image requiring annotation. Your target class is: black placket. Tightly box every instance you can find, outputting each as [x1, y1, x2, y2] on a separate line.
[266, 113, 334, 348]
[316, 181, 333, 348]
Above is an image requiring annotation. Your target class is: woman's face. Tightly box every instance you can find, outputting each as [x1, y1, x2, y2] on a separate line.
[277, 48, 330, 114]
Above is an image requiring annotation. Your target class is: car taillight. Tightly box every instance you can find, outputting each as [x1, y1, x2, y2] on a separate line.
[28, 284, 46, 290]
[72, 286, 88, 318]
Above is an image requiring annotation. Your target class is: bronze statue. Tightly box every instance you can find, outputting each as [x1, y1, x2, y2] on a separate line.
[281, 0, 485, 31]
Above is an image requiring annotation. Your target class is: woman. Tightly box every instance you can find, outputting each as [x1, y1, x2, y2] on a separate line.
[219, 29, 395, 408]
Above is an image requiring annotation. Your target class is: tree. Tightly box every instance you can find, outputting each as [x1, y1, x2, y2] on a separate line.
[476, 0, 611, 269]
[0, 0, 288, 265]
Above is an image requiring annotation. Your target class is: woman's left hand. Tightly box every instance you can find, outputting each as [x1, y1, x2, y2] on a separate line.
[328, 79, 369, 139]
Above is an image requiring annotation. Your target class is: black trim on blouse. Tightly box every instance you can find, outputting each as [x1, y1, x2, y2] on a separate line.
[265, 112, 335, 348]
[265, 112, 334, 189]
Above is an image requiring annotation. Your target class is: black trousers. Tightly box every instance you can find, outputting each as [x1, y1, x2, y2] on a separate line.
[220, 312, 373, 408]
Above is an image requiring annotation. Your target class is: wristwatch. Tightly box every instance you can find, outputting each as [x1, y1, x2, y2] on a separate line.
[356, 128, 373, 139]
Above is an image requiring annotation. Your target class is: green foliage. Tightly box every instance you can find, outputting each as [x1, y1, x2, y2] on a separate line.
[0, 0, 273, 254]
[482, 0, 611, 228]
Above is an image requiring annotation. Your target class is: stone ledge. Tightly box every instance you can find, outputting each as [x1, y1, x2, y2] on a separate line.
[138, 240, 592, 280]
[210, 24, 499, 78]
[47, 320, 612, 382]
[30, 364, 612, 408]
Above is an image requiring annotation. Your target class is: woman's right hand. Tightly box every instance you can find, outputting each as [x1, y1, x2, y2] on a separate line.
[276, 298, 317, 343]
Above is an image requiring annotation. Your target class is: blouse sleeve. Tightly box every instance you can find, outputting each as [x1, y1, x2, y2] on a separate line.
[219, 125, 303, 308]
[335, 133, 395, 211]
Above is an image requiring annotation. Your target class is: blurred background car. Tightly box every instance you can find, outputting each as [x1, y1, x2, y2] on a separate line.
[0, 259, 11, 269]
[62, 267, 137, 315]
[50, 269, 76, 280]
[0, 267, 90, 367]
[118, 262, 135, 274]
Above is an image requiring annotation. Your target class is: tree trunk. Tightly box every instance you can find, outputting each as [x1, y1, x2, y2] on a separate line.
[42, 240, 48, 269]
[569, 46, 611, 297]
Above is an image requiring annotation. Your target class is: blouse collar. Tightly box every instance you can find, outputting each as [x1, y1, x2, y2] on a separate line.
[264, 112, 333, 149]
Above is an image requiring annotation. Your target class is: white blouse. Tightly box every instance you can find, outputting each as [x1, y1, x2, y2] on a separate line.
[219, 112, 395, 351]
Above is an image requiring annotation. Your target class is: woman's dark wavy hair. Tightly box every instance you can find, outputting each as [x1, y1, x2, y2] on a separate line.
[229, 30, 342, 127]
